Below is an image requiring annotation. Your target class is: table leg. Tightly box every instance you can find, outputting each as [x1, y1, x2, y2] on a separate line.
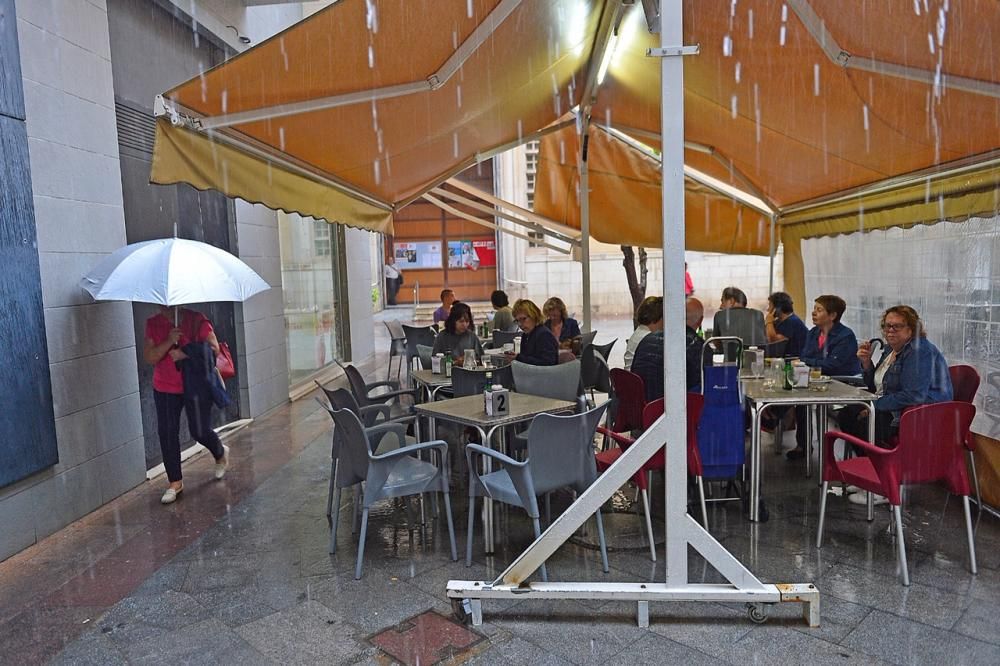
[867, 400, 876, 522]
[805, 404, 813, 478]
[476, 426, 493, 553]
[817, 405, 828, 486]
[750, 403, 763, 522]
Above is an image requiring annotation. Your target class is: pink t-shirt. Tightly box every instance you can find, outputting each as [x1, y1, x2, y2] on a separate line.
[145, 310, 214, 394]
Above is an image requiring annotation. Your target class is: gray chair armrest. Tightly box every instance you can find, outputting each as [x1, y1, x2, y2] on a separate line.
[465, 443, 527, 469]
[366, 379, 401, 392]
[369, 387, 421, 403]
[371, 440, 449, 461]
[358, 404, 392, 427]
[363, 422, 408, 452]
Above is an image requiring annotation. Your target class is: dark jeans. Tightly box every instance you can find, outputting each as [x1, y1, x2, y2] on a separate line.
[154, 390, 224, 482]
[835, 404, 897, 449]
[386, 277, 400, 305]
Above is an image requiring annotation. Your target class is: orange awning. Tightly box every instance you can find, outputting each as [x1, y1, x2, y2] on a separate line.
[152, 0, 608, 233]
[533, 123, 774, 254]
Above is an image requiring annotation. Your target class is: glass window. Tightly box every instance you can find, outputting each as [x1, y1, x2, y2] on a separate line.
[278, 212, 346, 386]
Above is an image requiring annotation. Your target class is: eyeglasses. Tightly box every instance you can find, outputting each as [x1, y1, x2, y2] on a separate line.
[882, 323, 908, 332]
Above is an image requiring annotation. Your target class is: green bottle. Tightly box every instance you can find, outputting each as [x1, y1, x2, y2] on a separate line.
[782, 359, 794, 390]
[444, 352, 453, 378]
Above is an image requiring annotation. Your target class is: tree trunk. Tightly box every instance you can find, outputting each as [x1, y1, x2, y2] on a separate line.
[621, 245, 649, 326]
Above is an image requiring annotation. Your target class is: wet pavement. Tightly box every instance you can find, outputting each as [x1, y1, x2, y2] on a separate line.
[2, 317, 999, 664]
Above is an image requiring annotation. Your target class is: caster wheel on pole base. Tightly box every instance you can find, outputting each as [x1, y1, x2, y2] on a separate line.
[746, 602, 769, 624]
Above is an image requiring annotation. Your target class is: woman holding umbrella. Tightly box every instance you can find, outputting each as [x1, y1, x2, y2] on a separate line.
[144, 306, 230, 504]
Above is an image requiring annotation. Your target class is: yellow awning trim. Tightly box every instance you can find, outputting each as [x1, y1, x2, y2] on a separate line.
[150, 119, 394, 233]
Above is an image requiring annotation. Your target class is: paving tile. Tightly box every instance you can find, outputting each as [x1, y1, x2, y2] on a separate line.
[841, 609, 1000, 666]
[464, 635, 572, 665]
[952, 598, 1000, 647]
[908, 551, 1000, 603]
[643, 600, 752, 658]
[97, 589, 211, 646]
[49, 629, 128, 666]
[490, 599, 649, 664]
[368, 609, 485, 665]
[603, 631, 719, 665]
[236, 600, 365, 664]
[820, 562, 972, 630]
[118, 617, 270, 665]
[722, 621, 886, 665]
[0, 603, 106, 663]
[310, 574, 451, 634]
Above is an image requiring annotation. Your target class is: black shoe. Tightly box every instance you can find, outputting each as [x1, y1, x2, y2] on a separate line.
[785, 447, 805, 461]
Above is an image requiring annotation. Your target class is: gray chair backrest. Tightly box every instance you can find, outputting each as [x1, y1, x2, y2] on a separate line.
[451, 365, 515, 397]
[712, 308, 767, 348]
[578, 330, 598, 350]
[385, 319, 406, 341]
[403, 324, 436, 367]
[326, 406, 371, 489]
[492, 330, 521, 347]
[511, 359, 581, 402]
[343, 364, 374, 407]
[581, 339, 616, 390]
[415, 344, 433, 369]
[526, 403, 609, 496]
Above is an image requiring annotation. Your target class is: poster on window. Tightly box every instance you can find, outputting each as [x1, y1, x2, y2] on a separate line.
[472, 240, 496, 267]
[394, 241, 441, 269]
[447, 240, 480, 270]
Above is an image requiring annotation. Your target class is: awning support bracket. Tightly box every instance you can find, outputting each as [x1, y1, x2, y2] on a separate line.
[647, 44, 700, 57]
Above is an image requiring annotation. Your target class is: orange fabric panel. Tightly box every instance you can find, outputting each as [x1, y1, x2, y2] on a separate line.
[532, 125, 773, 254]
[164, 0, 602, 205]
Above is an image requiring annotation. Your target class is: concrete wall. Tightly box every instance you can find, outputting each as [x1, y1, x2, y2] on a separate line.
[234, 200, 288, 418]
[0, 0, 143, 561]
[346, 227, 376, 365]
[521, 245, 782, 323]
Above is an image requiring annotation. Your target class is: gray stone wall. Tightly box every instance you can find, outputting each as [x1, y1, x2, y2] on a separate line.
[0, 0, 143, 561]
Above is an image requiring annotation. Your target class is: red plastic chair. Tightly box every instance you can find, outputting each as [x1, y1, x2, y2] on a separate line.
[603, 368, 646, 436]
[817, 401, 978, 586]
[949, 364, 982, 507]
[595, 394, 706, 562]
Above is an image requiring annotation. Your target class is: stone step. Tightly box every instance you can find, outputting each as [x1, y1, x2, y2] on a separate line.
[412, 301, 494, 326]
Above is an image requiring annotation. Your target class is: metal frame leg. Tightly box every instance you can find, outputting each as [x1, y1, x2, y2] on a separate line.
[641, 488, 657, 561]
[817, 406, 828, 486]
[594, 509, 610, 573]
[750, 404, 763, 521]
[532, 518, 548, 582]
[968, 452, 982, 514]
[355, 506, 370, 580]
[465, 495, 476, 567]
[805, 404, 813, 478]
[698, 476, 709, 530]
[326, 460, 337, 518]
[442, 491, 458, 562]
[963, 495, 978, 575]
[329, 487, 343, 554]
[892, 505, 909, 586]
[816, 482, 828, 548]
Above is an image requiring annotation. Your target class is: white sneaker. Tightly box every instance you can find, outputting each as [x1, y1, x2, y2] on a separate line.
[845, 485, 862, 494]
[848, 491, 888, 506]
[161, 485, 183, 504]
[214, 445, 230, 480]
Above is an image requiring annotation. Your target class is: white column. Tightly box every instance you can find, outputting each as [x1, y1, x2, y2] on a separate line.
[660, 0, 689, 587]
[580, 135, 592, 332]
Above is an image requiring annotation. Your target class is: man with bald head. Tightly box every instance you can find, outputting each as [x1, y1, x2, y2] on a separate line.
[630, 296, 706, 401]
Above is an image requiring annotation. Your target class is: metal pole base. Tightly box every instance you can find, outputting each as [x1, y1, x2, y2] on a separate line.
[446, 581, 820, 628]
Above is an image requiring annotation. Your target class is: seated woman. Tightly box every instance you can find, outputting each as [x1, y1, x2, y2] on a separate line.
[431, 302, 483, 366]
[542, 296, 582, 349]
[786, 294, 862, 460]
[508, 299, 559, 366]
[800, 294, 862, 376]
[836, 305, 953, 504]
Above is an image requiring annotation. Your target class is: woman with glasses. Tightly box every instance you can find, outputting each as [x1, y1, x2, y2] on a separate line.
[508, 299, 559, 366]
[836, 305, 953, 504]
[432, 301, 483, 366]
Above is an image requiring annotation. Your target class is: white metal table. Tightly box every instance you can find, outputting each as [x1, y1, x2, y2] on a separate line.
[410, 368, 452, 401]
[414, 392, 576, 552]
[743, 378, 876, 522]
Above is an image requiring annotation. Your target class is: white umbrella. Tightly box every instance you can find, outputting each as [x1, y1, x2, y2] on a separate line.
[80, 238, 269, 306]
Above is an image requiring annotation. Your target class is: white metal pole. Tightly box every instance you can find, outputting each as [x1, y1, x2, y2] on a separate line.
[660, 0, 688, 586]
[580, 134, 592, 333]
[767, 213, 777, 296]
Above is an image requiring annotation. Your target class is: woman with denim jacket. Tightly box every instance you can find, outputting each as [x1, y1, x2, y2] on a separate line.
[786, 295, 861, 460]
[837, 305, 953, 504]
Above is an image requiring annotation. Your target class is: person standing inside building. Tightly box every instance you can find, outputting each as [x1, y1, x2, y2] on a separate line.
[143, 306, 230, 504]
[685, 262, 694, 296]
[383, 255, 402, 305]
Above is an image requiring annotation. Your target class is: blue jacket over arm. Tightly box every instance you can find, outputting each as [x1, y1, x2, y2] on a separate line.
[865, 337, 953, 420]
[801, 321, 861, 376]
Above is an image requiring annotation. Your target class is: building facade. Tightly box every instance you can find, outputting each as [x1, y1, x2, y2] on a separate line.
[0, 0, 375, 562]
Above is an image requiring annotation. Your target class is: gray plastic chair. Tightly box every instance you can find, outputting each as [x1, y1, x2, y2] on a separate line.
[492, 330, 521, 348]
[451, 365, 515, 397]
[510, 360, 583, 451]
[415, 344, 433, 370]
[712, 308, 767, 348]
[323, 405, 457, 579]
[581, 339, 616, 401]
[314, 383, 407, 520]
[384, 320, 407, 381]
[578, 330, 597, 351]
[343, 363, 420, 411]
[403, 324, 436, 378]
[465, 403, 611, 580]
